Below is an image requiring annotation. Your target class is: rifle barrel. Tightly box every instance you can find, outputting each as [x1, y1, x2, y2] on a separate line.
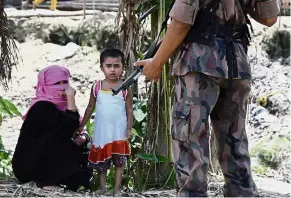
[111, 66, 143, 95]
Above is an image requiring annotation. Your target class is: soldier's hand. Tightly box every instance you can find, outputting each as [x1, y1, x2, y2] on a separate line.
[135, 58, 163, 82]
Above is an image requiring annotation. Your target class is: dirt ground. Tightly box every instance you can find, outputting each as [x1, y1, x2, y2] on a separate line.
[0, 178, 290, 197]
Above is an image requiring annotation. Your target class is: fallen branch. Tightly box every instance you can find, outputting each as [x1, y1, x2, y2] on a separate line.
[12, 186, 22, 196]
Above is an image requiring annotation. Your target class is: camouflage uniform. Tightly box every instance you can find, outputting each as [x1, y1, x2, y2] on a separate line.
[169, 0, 280, 197]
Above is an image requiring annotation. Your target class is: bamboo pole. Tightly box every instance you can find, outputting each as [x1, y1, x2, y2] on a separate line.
[83, 0, 86, 19]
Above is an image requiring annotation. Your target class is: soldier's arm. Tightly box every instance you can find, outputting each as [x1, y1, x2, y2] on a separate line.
[153, 0, 199, 67]
[247, 0, 280, 27]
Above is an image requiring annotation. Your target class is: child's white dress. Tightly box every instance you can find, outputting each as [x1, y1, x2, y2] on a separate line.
[88, 80, 130, 171]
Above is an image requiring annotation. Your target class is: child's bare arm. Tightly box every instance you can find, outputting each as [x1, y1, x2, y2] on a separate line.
[125, 88, 133, 136]
[79, 85, 96, 130]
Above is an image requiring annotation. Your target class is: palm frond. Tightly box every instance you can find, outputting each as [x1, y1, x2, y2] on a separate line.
[0, 3, 21, 90]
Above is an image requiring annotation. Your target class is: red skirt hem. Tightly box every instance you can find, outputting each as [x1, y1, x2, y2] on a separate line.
[88, 140, 130, 163]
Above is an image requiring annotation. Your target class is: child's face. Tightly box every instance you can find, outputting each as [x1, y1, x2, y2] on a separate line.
[101, 57, 123, 81]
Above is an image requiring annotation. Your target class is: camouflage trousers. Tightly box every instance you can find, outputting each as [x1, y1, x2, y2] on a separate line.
[171, 72, 258, 197]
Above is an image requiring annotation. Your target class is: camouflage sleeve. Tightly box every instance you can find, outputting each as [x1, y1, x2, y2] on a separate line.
[169, 0, 199, 25]
[255, 0, 280, 18]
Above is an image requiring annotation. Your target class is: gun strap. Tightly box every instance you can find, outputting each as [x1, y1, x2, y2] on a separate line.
[144, 0, 175, 59]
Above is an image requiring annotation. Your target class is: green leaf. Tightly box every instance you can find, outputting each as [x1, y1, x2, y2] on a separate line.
[131, 142, 141, 148]
[133, 97, 138, 105]
[0, 136, 4, 151]
[131, 128, 141, 138]
[137, 154, 168, 163]
[0, 98, 13, 116]
[0, 150, 9, 160]
[156, 155, 169, 162]
[0, 114, 2, 126]
[137, 153, 158, 162]
[133, 108, 147, 122]
[136, 50, 145, 60]
[3, 99, 21, 117]
[140, 101, 147, 113]
[0, 160, 8, 167]
[130, 134, 136, 143]
[86, 121, 94, 137]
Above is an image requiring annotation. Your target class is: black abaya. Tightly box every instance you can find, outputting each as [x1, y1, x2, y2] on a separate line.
[12, 101, 92, 191]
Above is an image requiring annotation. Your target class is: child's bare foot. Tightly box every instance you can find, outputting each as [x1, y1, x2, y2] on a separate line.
[95, 188, 107, 195]
[113, 188, 122, 197]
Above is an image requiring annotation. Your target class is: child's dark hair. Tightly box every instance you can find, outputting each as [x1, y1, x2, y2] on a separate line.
[100, 48, 125, 66]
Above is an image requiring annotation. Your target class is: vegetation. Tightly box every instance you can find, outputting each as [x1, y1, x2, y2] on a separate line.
[0, 3, 21, 90]
[251, 136, 289, 175]
[0, 0, 21, 181]
[263, 29, 290, 61]
[0, 97, 22, 179]
[46, 23, 119, 50]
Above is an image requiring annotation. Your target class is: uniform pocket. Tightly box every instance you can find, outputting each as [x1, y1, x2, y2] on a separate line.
[256, 0, 280, 19]
[171, 102, 191, 143]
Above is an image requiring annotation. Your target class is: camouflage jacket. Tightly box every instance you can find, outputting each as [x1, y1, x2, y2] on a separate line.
[169, 0, 280, 79]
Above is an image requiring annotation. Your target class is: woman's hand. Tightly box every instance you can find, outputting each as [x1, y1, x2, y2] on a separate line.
[73, 135, 86, 146]
[134, 58, 163, 82]
[64, 86, 76, 97]
[76, 126, 84, 133]
[63, 86, 77, 111]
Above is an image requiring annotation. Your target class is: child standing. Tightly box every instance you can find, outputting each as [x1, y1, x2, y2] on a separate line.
[77, 49, 133, 196]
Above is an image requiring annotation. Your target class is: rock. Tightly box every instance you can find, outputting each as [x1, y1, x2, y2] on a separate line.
[249, 104, 279, 129]
[78, 16, 118, 50]
[47, 42, 80, 61]
[266, 92, 290, 116]
[253, 176, 291, 195]
[284, 56, 290, 65]
[7, 19, 26, 43]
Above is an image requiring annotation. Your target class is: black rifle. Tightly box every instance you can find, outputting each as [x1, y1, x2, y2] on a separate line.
[111, 1, 175, 96]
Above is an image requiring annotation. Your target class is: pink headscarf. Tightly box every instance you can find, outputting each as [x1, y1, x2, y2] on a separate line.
[22, 65, 71, 120]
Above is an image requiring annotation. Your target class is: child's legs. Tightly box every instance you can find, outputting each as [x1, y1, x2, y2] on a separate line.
[97, 161, 110, 190]
[114, 166, 124, 192]
[99, 171, 107, 190]
[88, 160, 111, 190]
[112, 154, 127, 192]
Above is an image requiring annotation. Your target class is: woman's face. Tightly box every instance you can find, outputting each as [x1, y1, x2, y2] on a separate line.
[46, 80, 69, 98]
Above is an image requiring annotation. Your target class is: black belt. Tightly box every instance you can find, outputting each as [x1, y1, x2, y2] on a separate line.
[217, 24, 250, 78]
[184, 23, 250, 78]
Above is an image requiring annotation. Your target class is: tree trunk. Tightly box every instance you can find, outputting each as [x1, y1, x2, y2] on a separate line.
[116, 0, 140, 98]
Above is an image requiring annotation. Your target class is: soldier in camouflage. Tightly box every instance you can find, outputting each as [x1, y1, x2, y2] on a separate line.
[135, 0, 280, 197]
